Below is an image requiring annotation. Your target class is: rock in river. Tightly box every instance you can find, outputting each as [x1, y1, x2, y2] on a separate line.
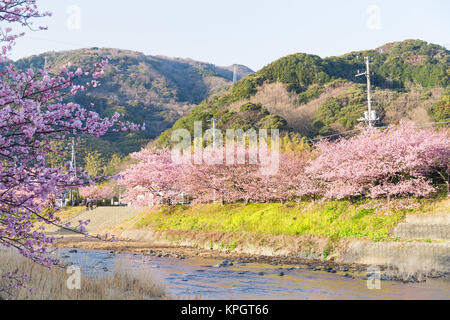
[214, 259, 234, 268]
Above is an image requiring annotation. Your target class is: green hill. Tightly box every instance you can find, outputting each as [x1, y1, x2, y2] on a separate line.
[157, 39, 449, 146]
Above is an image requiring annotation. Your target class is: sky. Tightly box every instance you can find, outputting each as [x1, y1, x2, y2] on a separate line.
[8, 0, 450, 71]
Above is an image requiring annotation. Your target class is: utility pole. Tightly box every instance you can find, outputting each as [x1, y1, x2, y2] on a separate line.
[71, 137, 76, 173]
[233, 65, 238, 84]
[208, 118, 218, 203]
[356, 56, 378, 127]
[69, 137, 77, 205]
[211, 118, 217, 149]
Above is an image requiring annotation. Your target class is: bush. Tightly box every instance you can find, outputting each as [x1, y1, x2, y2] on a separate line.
[239, 102, 264, 112]
[298, 85, 324, 104]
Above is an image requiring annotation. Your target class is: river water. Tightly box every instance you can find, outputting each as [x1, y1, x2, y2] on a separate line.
[59, 248, 450, 300]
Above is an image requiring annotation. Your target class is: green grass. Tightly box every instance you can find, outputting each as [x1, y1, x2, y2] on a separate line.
[133, 199, 449, 241]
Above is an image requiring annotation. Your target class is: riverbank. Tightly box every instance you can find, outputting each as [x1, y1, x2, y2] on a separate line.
[51, 198, 450, 282]
[55, 236, 368, 273]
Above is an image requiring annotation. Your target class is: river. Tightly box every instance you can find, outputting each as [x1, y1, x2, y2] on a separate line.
[59, 248, 450, 300]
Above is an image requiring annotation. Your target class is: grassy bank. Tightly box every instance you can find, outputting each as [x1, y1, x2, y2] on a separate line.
[134, 199, 449, 242]
[55, 206, 86, 220]
[0, 249, 167, 300]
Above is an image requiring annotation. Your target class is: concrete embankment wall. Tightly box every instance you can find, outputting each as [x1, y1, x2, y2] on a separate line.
[339, 241, 450, 273]
[117, 228, 450, 273]
[322, 212, 450, 273]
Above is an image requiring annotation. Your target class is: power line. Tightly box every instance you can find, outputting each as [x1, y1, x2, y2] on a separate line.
[26, 36, 92, 49]
[306, 120, 450, 144]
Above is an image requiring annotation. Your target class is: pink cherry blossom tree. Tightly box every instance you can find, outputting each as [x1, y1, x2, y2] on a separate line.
[80, 183, 117, 201]
[306, 123, 450, 201]
[0, 0, 142, 292]
[262, 151, 320, 203]
[97, 183, 117, 201]
[179, 148, 253, 204]
[119, 148, 185, 206]
[79, 185, 100, 200]
[120, 124, 448, 208]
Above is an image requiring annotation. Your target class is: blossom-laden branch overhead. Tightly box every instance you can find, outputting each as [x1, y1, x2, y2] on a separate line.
[0, 0, 143, 286]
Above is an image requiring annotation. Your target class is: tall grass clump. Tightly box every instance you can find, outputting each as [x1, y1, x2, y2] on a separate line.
[0, 249, 168, 300]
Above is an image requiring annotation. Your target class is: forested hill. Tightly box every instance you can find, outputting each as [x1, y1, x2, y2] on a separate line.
[15, 48, 254, 155]
[157, 39, 449, 147]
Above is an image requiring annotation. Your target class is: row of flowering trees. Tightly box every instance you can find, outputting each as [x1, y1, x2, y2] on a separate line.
[120, 147, 316, 205]
[120, 123, 450, 207]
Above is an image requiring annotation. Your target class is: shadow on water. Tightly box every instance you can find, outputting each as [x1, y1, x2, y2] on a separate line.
[58, 249, 450, 300]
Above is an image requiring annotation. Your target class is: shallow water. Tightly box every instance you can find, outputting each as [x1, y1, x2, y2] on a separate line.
[59, 249, 450, 300]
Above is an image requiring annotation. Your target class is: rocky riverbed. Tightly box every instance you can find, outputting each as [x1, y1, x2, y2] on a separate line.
[55, 237, 449, 284]
[57, 248, 450, 300]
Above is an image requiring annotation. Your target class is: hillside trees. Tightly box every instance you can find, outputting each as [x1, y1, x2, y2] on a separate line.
[429, 87, 450, 123]
[84, 151, 105, 177]
[162, 39, 449, 147]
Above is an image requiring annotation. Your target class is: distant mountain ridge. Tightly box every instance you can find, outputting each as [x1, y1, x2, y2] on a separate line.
[15, 48, 254, 154]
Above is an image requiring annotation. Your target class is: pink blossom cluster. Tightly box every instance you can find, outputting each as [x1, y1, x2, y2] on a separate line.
[307, 123, 449, 200]
[120, 148, 185, 206]
[79, 183, 117, 201]
[0, 0, 51, 57]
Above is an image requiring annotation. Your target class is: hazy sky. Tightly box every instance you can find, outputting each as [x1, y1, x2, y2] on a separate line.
[9, 0, 450, 71]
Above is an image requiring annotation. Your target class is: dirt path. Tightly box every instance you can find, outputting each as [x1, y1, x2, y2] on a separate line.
[46, 207, 141, 235]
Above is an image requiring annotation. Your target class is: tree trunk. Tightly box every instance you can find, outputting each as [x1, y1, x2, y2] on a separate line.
[435, 170, 449, 197]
